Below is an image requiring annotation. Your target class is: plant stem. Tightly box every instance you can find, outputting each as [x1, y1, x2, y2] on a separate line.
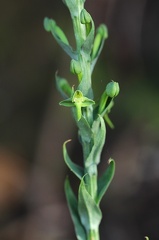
[88, 229, 100, 240]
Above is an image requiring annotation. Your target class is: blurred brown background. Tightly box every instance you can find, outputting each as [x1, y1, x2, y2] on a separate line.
[0, 0, 159, 239]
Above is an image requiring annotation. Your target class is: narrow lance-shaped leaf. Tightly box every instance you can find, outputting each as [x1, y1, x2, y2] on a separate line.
[85, 115, 106, 168]
[78, 178, 102, 234]
[65, 178, 87, 240]
[76, 115, 93, 143]
[96, 159, 115, 205]
[63, 140, 84, 180]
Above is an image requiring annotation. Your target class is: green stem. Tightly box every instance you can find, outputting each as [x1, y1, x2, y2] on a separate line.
[88, 229, 100, 240]
[85, 164, 98, 200]
[78, 53, 93, 98]
[72, 3, 87, 51]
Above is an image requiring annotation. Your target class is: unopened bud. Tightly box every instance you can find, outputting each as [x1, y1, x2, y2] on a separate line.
[80, 9, 91, 24]
[105, 81, 120, 98]
[70, 59, 82, 75]
[54, 24, 69, 45]
[44, 17, 69, 45]
[70, 59, 83, 82]
[91, 24, 108, 60]
[97, 24, 108, 39]
[43, 17, 55, 32]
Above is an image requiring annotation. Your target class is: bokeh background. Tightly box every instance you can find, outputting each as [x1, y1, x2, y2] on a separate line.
[0, 0, 159, 239]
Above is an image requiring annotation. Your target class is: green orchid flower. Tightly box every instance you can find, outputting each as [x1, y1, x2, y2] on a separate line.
[59, 90, 95, 121]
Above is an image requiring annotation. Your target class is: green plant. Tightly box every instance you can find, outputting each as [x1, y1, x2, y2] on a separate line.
[44, 0, 119, 239]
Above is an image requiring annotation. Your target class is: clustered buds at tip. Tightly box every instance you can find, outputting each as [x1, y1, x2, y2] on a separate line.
[80, 9, 91, 24]
[105, 81, 120, 98]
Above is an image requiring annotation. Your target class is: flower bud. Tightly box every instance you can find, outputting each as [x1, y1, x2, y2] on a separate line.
[80, 9, 91, 24]
[54, 24, 69, 45]
[44, 17, 69, 45]
[70, 59, 82, 75]
[91, 24, 108, 60]
[43, 17, 55, 32]
[70, 59, 83, 82]
[97, 24, 108, 40]
[105, 81, 120, 98]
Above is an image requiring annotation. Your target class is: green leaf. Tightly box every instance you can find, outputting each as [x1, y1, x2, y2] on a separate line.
[97, 159, 115, 205]
[55, 73, 72, 98]
[85, 115, 106, 168]
[43, 17, 77, 59]
[78, 178, 102, 233]
[65, 178, 86, 240]
[76, 115, 93, 143]
[63, 140, 84, 180]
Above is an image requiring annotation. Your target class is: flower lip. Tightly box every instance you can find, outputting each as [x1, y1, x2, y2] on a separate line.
[59, 89, 95, 121]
